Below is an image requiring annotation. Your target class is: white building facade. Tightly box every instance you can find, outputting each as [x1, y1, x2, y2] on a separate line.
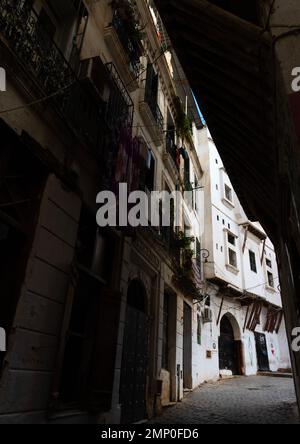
[0, 0, 292, 425]
[189, 128, 291, 388]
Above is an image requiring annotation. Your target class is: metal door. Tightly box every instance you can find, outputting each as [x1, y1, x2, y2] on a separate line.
[120, 288, 149, 424]
[183, 303, 192, 389]
[255, 332, 270, 372]
[219, 316, 238, 375]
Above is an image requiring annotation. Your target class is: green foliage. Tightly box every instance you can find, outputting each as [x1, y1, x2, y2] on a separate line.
[173, 96, 192, 142]
[174, 231, 195, 250]
[172, 231, 202, 299]
[110, 0, 145, 47]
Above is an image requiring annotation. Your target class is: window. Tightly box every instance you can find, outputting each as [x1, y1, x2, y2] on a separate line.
[228, 233, 236, 246]
[226, 230, 238, 271]
[217, 215, 220, 221]
[205, 296, 211, 307]
[184, 152, 191, 184]
[196, 239, 201, 268]
[268, 271, 275, 289]
[0, 135, 47, 371]
[38, 8, 57, 41]
[249, 251, 257, 273]
[145, 63, 160, 124]
[229, 248, 237, 268]
[53, 208, 121, 411]
[225, 184, 233, 202]
[197, 315, 202, 345]
[35, 0, 89, 68]
[266, 257, 275, 290]
[182, 152, 193, 209]
[145, 150, 156, 192]
[266, 259, 272, 269]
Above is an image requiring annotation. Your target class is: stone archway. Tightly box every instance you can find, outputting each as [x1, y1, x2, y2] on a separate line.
[219, 313, 243, 376]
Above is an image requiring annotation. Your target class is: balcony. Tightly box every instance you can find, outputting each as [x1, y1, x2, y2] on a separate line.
[0, 0, 75, 93]
[139, 93, 164, 144]
[166, 132, 179, 167]
[163, 131, 180, 183]
[104, 62, 134, 131]
[184, 180, 194, 210]
[172, 233, 204, 301]
[0, 1, 133, 162]
[104, 7, 143, 92]
[0, 0, 102, 148]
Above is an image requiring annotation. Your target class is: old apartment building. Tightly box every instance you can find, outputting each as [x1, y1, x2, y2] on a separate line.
[189, 129, 290, 388]
[0, 0, 205, 424]
[0, 0, 292, 425]
[154, 0, 300, 407]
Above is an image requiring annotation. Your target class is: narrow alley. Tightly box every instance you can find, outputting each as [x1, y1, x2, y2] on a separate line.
[1, 0, 300, 426]
[151, 377, 300, 425]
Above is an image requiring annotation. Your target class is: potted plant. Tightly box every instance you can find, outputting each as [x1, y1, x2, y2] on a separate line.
[110, 0, 145, 56]
[172, 231, 203, 299]
[173, 95, 193, 142]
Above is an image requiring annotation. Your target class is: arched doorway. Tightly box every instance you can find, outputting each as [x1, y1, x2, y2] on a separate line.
[219, 314, 243, 376]
[120, 280, 149, 424]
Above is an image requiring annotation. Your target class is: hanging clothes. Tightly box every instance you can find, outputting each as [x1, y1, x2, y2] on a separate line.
[130, 137, 141, 192]
[176, 146, 181, 169]
[114, 126, 132, 187]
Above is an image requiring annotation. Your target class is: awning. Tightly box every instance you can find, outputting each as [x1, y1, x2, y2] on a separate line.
[155, 0, 280, 239]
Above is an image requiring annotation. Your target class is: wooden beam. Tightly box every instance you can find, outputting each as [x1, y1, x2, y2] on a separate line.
[247, 303, 256, 331]
[261, 238, 267, 265]
[217, 297, 225, 326]
[242, 225, 249, 253]
[243, 305, 250, 333]
[276, 311, 284, 334]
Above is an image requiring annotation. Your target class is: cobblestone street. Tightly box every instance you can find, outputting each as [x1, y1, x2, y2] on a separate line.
[151, 377, 300, 425]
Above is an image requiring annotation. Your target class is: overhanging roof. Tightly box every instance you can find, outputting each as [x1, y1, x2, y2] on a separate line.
[155, 0, 279, 239]
[240, 221, 267, 242]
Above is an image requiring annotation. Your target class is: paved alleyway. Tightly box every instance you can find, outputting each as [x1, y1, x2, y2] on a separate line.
[151, 377, 299, 424]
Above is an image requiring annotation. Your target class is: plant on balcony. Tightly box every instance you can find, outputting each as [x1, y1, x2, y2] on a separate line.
[173, 96, 193, 142]
[172, 232, 202, 299]
[110, 0, 145, 54]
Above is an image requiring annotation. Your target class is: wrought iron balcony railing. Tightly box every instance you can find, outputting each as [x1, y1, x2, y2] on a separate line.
[112, 9, 142, 80]
[105, 62, 134, 131]
[161, 226, 177, 254]
[144, 92, 164, 133]
[0, 0, 76, 95]
[0, 0, 133, 154]
[166, 131, 179, 171]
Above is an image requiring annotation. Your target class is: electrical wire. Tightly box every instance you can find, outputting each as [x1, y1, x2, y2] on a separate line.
[0, 43, 168, 116]
[245, 277, 279, 292]
[0, 82, 75, 115]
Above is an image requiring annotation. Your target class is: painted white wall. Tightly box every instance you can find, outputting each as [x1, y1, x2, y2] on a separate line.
[191, 127, 291, 383]
[191, 293, 290, 387]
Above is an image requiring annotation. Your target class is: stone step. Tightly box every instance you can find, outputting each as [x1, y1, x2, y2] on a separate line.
[258, 371, 293, 379]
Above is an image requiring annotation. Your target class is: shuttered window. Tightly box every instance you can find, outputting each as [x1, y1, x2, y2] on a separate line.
[51, 208, 122, 413]
[249, 250, 257, 273]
